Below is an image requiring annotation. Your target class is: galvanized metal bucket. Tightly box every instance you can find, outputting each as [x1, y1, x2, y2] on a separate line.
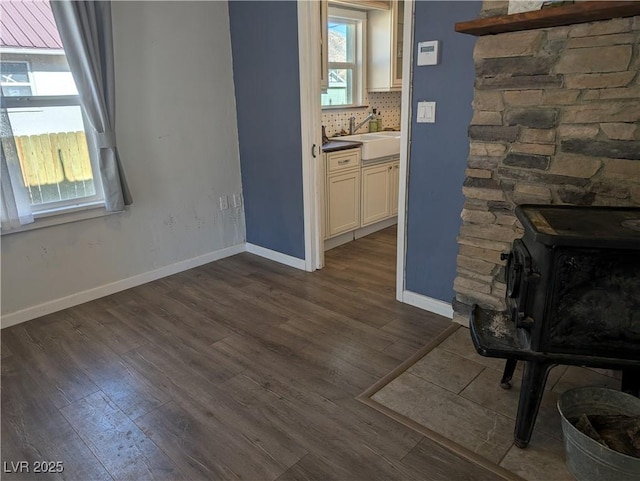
[557, 387, 640, 481]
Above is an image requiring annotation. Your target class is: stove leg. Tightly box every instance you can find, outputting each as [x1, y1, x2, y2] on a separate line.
[500, 359, 518, 389]
[513, 361, 554, 449]
[621, 368, 640, 397]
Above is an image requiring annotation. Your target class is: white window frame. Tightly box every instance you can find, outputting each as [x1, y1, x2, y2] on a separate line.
[1, 94, 105, 222]
[322, 7, 367, 109]
[0, 60, 34, 96]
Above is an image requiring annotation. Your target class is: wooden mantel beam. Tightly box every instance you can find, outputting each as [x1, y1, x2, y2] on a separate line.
[455, 1, 640, 36]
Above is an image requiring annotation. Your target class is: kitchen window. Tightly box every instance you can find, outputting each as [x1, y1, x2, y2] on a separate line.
[321, 7, 366, 109]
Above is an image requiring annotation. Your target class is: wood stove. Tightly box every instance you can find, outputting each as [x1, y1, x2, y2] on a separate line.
[470, 204, 640, 448]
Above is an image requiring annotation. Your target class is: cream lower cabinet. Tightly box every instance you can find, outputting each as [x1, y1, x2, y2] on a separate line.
[362, 159, 400, 226]
[361, 163, 392, 226]
[390, 160, 400, 216]
[325, 149, 399, 239]
[325, 149, 361, 238]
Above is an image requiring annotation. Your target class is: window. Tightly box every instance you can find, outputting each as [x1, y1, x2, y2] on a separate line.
[1, 61, 33, 96]
[321, 8, 366, 108]
[2, 65, 103, 210]
[1, 0, 104, 231]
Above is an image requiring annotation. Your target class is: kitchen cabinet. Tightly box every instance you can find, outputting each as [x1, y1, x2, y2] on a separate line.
[367, 0, 404, 91]
[324, 148, 400, 241]
[390, 160, 399, 216]
[325, 149, 361, 238]
[362, 158, 399, 226]
[320, 0, 328, 92]
[361, 163, 392, 226]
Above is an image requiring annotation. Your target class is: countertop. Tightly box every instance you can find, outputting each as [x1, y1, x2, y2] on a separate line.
[322, 139, 363, 153]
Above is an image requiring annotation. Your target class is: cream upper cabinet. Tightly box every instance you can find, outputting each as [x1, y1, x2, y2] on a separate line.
[320, 0, 329, 92]
[367, 0, 404, 92]
[361, 163, 392, 226]
[392, 1, 403, 85]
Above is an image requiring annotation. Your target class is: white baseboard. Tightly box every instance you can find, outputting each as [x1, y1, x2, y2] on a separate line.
[245, 243, 307, 270]
[324, 231, 355, 251]
[324, 217, 398, 252]
[402, 290, 454, 319]
[1, 243, 245, 329]
[354, 216, 397, 239]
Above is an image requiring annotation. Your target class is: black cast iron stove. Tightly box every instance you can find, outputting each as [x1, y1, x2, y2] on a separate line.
[470, 204, 640, 448]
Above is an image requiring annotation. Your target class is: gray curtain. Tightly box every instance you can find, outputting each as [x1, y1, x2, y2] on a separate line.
[51, 0, 131, 212]
[1, 109, 34, 230]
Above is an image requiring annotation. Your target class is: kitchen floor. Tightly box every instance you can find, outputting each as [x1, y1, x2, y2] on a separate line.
[369, 325, 623, 481]
[2, 227, 508, 481]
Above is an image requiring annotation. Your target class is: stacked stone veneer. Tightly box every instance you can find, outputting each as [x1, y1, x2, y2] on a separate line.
[453, 10, 640, 325]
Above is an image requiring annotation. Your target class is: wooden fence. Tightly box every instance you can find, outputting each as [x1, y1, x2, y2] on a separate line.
[14, 131, 93, 188]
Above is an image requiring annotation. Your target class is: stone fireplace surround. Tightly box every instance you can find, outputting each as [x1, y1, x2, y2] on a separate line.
[453, 2, 640, 326]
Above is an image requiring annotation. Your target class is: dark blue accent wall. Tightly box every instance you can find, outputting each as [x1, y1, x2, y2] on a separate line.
[229, 1, 305, 260]
[405, 1, 481, 303]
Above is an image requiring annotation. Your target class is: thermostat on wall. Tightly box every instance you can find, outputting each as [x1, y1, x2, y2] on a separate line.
[417, 40, 440, 66]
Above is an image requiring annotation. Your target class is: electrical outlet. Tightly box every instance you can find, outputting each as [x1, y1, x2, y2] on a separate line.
[232, 193, 242, 208]
[219, 195, 229, 210]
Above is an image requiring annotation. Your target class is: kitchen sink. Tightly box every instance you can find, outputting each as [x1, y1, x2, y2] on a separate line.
[333, 131, 401, 160]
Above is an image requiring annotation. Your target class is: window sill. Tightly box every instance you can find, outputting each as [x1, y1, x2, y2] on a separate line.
[1, 202, 119, 236]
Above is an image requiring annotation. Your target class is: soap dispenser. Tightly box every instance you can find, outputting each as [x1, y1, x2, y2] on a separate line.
[369, 109, 378, 133]
[376, 110, 383, 131]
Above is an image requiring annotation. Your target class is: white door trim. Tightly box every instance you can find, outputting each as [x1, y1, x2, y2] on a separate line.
[396, 0, 415, 301]
[298, 0, 324, 272]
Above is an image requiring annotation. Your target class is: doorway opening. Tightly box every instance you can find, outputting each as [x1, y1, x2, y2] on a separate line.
[298, 0, 414, 303]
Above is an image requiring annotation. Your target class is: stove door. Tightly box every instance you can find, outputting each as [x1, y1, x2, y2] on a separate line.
[544, 247, 640, 360]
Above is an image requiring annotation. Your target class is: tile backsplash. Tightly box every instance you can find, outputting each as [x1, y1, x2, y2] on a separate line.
[322, 91, 402, 137]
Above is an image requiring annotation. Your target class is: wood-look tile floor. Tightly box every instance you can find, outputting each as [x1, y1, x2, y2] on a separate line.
[2, 227, 504, 481]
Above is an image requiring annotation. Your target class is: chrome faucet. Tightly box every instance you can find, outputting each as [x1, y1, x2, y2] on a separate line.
[349, 112, 375, 135]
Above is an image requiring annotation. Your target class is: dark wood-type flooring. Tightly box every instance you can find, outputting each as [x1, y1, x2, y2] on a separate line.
[2, 227, 504, 480]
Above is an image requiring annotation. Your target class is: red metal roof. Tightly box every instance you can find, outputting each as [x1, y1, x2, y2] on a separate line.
[1, 0, 63, 49]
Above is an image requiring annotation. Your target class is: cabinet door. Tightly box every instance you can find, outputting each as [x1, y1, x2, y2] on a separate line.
[366, 8, 392, 92]
[361, 164, 391, 227]
[326, 170, 360, 238]
[390, 160, 400, 216]
[391, 0, 404, 88]
[320, 0, 328, 92]
[367, 0, 403, 91]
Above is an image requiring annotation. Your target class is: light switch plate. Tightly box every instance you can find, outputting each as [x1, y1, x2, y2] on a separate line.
[417, 101, 436, 123]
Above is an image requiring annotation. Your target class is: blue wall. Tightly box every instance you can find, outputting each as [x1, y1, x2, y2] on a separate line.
[228, 1, 305, 260]
[405, 1, 481, 302]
